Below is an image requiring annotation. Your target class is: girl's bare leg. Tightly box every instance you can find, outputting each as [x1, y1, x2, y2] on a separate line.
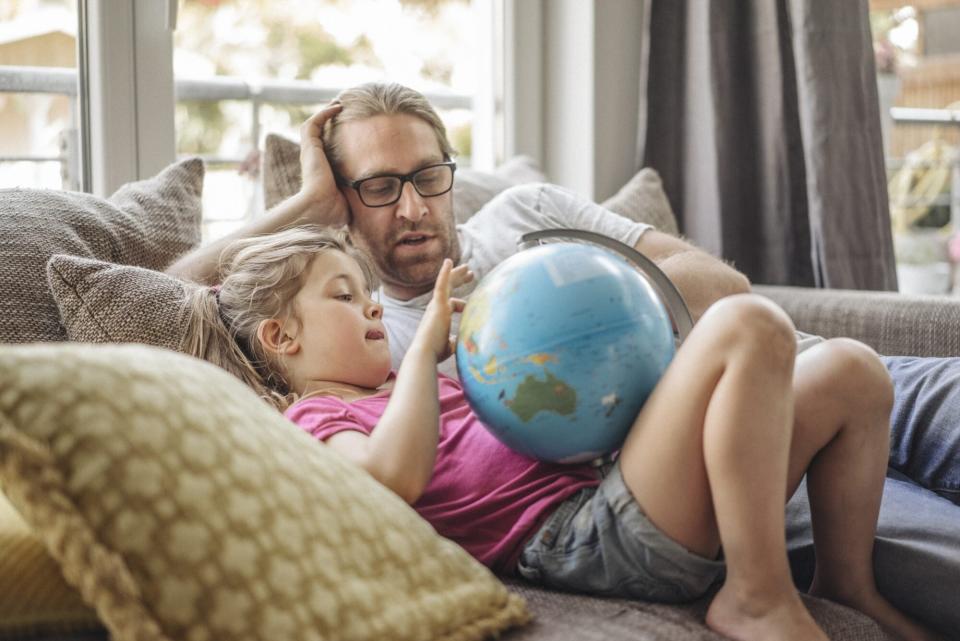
[617, 294, 826, 641]
[789, 339, 941, 641]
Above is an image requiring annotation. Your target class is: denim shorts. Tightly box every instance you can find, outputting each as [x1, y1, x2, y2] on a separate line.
[517, 462, 724, 603]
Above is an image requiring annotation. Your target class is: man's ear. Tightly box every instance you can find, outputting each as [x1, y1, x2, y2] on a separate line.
[256, 318, 301, 357]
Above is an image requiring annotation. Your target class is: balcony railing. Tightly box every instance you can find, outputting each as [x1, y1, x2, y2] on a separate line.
[0, 64, 472, 187]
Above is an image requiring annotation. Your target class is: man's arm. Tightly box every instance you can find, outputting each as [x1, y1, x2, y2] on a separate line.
[635, 229, 751, 323]
[165, 191, 331, 284]
[513, 183, 750, 324]
[165, 104, 349, 284]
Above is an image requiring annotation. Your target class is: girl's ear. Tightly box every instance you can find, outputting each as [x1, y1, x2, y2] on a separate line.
[257, 318, 301, 357]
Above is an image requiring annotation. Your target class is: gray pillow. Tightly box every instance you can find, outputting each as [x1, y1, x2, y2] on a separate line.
[46, 255, 194, 352]
[0, 158, 204, 344]
[260, 133, 547, 223]
[600, 168, 680, 236]
[453, 156, 547, 224]
[262, 133, 301, 211]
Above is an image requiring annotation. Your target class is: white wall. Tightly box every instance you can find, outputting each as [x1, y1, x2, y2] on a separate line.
[505, 0, 645, 202]
[592, 1, 644, 201]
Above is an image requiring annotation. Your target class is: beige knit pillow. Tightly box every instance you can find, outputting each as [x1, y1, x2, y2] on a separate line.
[262, 133, 302, 211]
[0, 158, 203, 344]
[601, 168, 680, 236]
[47, 255, 193, 352]
[0, 343, 529, 641]
[0, 492, 103, 640]
[261, 133, 547, 223]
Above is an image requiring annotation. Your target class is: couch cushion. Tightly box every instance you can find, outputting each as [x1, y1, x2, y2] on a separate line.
[499, 579, 888, 641]
[0, 343, 529, 641]
[46, 255, 193, 352]
[261, 133, 547, 223]
[261, 133, 301, 212]
[450, 156, 547, 224]
[0, 493, 104, 641]
[600, 168, 680, 236]
[0, 159, 203, 344]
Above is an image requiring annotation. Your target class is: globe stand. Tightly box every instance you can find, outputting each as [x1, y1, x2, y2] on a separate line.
[518, 229, 694, 468]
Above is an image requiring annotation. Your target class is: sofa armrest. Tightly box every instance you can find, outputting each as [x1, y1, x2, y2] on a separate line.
[752, 284, 960, 358]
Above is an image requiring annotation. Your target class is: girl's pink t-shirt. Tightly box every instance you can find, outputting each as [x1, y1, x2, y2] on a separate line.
[285, 374, 600, 574]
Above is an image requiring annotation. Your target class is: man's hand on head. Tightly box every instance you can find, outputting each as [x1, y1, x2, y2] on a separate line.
[298, 103, 351, 227]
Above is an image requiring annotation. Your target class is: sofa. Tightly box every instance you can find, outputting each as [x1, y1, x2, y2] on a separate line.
[498, 283, 960, 641]
[3, 148, 954, 641]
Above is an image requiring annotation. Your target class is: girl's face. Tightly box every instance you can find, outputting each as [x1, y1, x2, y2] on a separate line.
[286, 250, 391, 390]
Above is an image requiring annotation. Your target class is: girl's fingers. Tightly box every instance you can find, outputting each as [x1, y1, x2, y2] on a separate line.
[450, 298, 467, 313]
[449, 264, 474, 289]
[433, 259, 454, 299]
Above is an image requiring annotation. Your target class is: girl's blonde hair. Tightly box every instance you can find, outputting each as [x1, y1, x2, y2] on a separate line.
[180, 226, 378, 411]
[322, 82, 457, 173]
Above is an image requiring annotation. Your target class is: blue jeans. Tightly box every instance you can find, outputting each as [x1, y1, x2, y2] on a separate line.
[883, 355, 960, 504]
[785, 355, 960, 637]
[786, 476, 960, 637]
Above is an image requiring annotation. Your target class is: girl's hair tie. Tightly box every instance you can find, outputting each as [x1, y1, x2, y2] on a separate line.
[209, 284, 230, 328]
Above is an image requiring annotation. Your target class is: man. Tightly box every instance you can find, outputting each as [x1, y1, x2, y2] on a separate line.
[168, 82, 960, 635]
[168, 84, 749, 378]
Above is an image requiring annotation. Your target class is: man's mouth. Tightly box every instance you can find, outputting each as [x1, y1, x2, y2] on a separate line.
[365, 330, 385, 340]
[397, 233, 432, 247]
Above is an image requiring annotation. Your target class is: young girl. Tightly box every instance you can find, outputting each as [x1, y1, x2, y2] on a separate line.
[185, 226, 937, 641]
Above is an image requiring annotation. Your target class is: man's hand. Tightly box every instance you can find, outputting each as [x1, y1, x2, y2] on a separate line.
[412, 260, 473, 363]
[297, 103, 350, 226]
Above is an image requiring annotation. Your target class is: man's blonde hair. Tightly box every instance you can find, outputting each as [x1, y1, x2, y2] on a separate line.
[322, 82, 457, 173]
[181, 226, 378, 411]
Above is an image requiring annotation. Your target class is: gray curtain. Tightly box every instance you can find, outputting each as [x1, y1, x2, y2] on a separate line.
[638, 0, 897, 290]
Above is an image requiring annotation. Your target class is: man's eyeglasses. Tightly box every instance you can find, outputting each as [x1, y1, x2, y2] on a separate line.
[339, 161, 457, 208]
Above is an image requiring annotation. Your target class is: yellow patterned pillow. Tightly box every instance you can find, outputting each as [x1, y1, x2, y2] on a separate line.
[0, 492, 103, 640]
[0, 343, 529, 641]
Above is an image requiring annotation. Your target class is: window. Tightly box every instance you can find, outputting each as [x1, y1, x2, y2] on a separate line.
[871, 0, 960, 295]
[0, 0, 81, 190]
[0, 0, 493, 243]
[172, 0, 483, 241]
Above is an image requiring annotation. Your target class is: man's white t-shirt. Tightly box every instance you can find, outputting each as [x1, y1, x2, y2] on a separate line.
[377, 183, 653, 378]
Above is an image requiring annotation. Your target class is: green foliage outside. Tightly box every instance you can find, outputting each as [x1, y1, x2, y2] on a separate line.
[176, 102, 227, 155]
[449, 122, 471, 159]
[174, 0, 474, 164]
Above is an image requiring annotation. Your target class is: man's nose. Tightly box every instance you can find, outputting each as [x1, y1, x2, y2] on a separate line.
[396, 181, 428, 223]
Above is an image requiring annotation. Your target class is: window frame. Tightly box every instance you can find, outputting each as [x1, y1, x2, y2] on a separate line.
[79, 0, 177, 196]
[74, 0, 502, 201]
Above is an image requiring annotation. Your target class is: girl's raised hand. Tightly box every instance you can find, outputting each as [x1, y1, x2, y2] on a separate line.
[414, 259, 472, 363]
[297, 103, 350, 226]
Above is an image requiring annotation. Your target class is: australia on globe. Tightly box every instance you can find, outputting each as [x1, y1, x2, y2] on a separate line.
[456, 241, 676, 464]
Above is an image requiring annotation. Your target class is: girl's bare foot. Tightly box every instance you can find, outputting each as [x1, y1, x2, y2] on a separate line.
[810, 581, 943, 641]
[706, 582, 828, 641]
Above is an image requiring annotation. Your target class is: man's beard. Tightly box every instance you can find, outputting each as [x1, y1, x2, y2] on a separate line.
[378, 227, 459, 294]
[350, 199, 460, 298]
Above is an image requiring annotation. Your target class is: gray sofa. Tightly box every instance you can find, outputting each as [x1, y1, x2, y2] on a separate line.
[7, 156, 954, 639]
[19, 283, 942, 639]
[755, 284, 960, 358]
[495, 283, 960, 641]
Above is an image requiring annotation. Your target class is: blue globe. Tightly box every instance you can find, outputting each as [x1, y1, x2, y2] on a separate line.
[456, 242, 676, 463]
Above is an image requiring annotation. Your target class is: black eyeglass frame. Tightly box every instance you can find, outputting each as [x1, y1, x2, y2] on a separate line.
[338, 161, 458, 208]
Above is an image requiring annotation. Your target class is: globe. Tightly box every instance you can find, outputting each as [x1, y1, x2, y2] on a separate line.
[455, 241, 676, 464]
